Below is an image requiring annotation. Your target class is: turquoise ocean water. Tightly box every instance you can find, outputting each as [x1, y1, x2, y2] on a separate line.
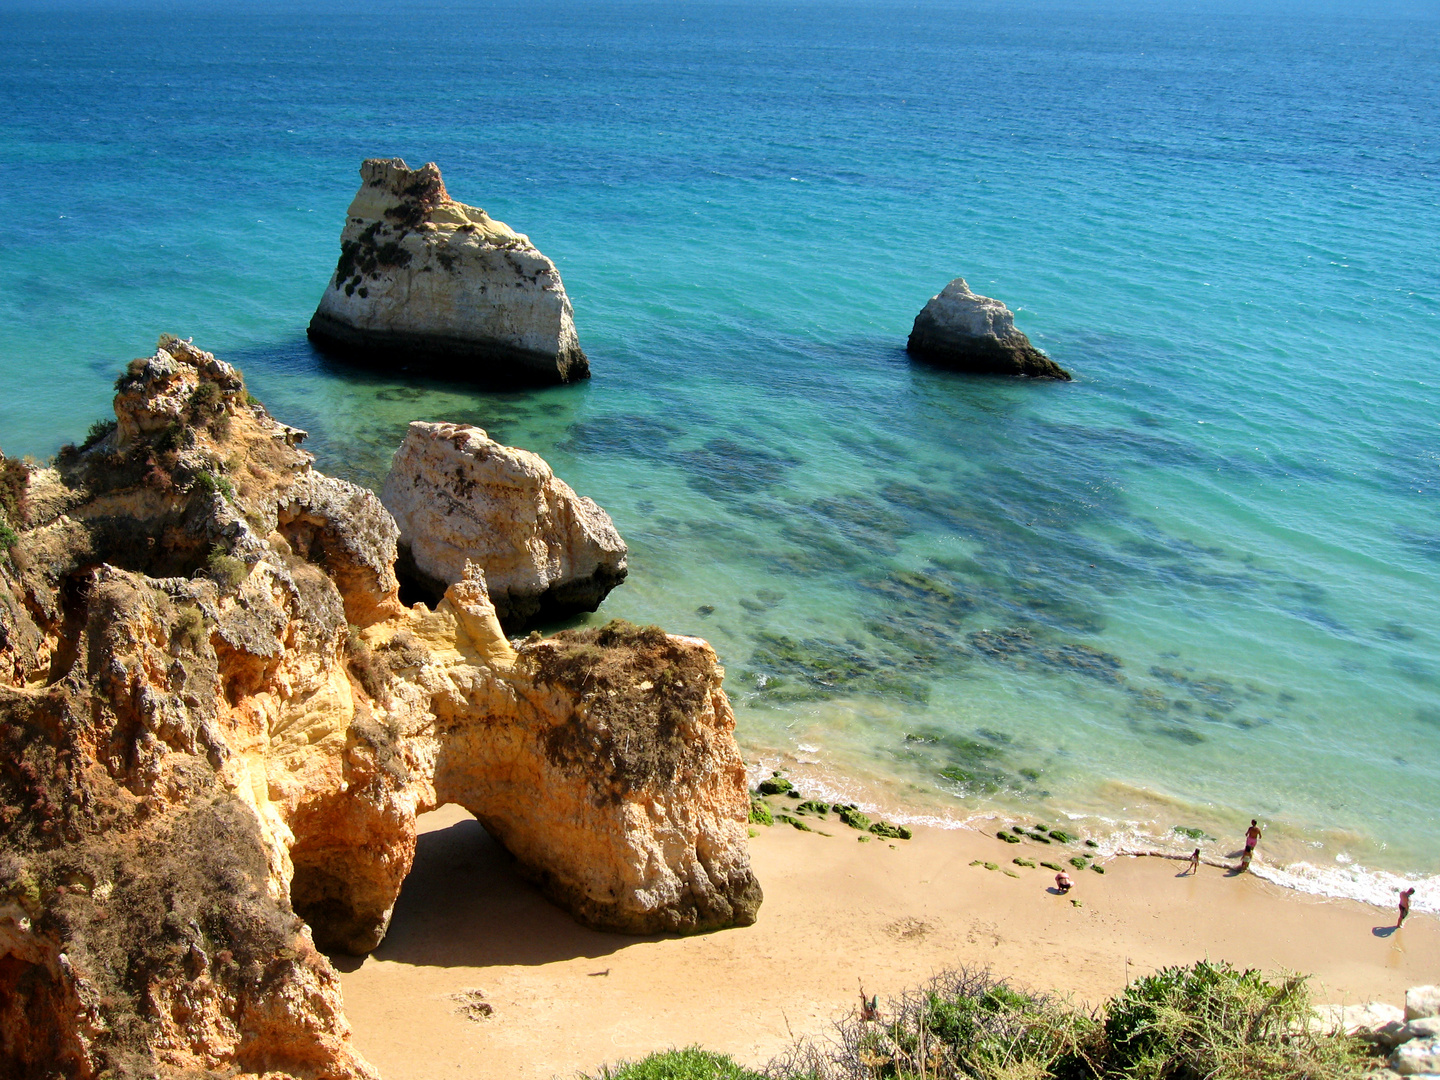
[2, 0, 1437, 909]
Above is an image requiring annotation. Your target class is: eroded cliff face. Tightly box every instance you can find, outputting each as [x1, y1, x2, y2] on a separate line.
[308, 158, 588, 385]
[0, 338, 757, 1079]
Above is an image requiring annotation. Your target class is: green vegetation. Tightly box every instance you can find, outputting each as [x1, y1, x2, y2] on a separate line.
[193, 470, 235, 501]
[837, 807, 871, 831]
[1013, 858, 1037, 868]
[757, 775, 794, 796]
[206, 547, 248, 591]
[171, 605, 208, 652]
[749, 799, 774, 827]
[1069, 856, 1090, 870]
[590, 964, 1374, 1080]
[796, 800, 830, 815]
[997, 831, 1021, 844]
[869, 822, 912, 840]
[777, 814, 812, 833]
[581, 1047, 767, 1080]
[82, 418, 117, 449]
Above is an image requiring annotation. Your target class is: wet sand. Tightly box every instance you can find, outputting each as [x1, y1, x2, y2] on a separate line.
[336, 805, 1438, 1080]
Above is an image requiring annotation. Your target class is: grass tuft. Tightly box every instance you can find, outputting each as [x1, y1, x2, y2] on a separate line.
[581, 1047, 768, 1080]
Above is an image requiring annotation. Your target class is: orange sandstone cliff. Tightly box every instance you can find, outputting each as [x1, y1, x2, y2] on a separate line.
[0, 337, 759, 1079]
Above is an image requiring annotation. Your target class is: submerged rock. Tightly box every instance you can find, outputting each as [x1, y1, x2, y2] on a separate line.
[907, 278, 1071, 380]
[382, 420, 627, 628]
[0, 337, 754, 1079]
[308, 158, 588, 385]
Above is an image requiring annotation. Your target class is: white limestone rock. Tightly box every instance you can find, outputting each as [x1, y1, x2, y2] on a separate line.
[1410, 987, 1440, 1022]
[381, 421, 626, 627]
[309, 158, 588, 384]
[907, 278, 1070, 379]
[1391, 1037, 1440, 1076]
[1315, 1003, 1408, 1047]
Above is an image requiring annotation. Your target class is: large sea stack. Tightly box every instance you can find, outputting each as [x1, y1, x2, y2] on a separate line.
[308, 158, 589, 385]
[0, 336, 757, 1079]
[907, 278, 1071, 380]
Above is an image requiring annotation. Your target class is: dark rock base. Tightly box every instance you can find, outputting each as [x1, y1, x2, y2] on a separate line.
[308, 312, 590, 386]
[907, 322, 1072, 380]
[395, 544, 627, 632]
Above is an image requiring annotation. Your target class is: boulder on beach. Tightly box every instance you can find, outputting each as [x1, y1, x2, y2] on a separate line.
[382, 420, 627, 628]
[308, 158, 588, 385]
[906, 278, 1071, 380]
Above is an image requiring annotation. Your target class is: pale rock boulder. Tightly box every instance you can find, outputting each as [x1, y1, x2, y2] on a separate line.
[1315, 1002, 1408, 1047]
[309, 158, 588, 384]
[1409, 986, 1440, 1021]
[382, 420, 627, 627]
[907, 277, 1071, 380]
[1392, 1037, 1440, 1076]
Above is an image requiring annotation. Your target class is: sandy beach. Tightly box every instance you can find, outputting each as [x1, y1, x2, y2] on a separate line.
[337, 804, 1437, 1080]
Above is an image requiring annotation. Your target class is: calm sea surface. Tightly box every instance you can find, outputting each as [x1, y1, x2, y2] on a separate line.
[2, 0, 1437, 909]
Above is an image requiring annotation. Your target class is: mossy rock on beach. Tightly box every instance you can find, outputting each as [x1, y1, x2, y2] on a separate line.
[1040, 861, 1064, 872]
[748, 799, 773, 826]
[795, 799, 829, 815]
[1025, 831, 1053, 844]
[1069, 856, 1089, 870]
[1013, 858, 1037, 868]
[997, 830, 1021, 844]
[1048, 829, 1074, 843]
[837, 807, 871, 831]
[983, 862, 1000, 871]
[777, 814, 811, 832]
[1085, 839, 1099, 848]
[869, 821, 912, 840]
[756, 775, 794, 796]
[1172, 825, 1209, 841]
[1091, 864, 1106, 874]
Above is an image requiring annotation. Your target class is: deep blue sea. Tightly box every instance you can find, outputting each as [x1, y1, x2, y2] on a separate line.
[2, 0, 1437, 909]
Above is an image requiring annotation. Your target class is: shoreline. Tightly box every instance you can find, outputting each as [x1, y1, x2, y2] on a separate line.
[740, 754, 1440, 919]
[337, 803, 1438, 1080]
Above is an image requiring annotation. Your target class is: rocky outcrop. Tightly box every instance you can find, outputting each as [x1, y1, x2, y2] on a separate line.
[381, 421, 627, 628]
[433, 621, 761, 933]
[308, 158, 588, 385]
[0, 338, 755, 1079]
[906, 278, 1071, 380]
[1315, 987, 1440, 1077]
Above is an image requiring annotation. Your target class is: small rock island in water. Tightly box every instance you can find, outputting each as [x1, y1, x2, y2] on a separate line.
[308, 158, 589, 385]
[907, 278, 1071, 380]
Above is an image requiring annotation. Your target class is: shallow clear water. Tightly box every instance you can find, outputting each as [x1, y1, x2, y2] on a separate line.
[2, 0, 1438, 907]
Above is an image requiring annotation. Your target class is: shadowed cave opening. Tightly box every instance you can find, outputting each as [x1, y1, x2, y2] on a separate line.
[312, 805, 637, 973]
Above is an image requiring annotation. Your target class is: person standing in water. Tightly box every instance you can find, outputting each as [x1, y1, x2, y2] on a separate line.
[1186, 848, 1200, 875]
[1244, 820, 1261, 856]
[1397, 887, 1415, 928]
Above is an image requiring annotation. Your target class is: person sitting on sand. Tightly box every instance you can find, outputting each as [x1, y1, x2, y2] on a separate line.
[1398, 887, 1415, 928]
[1244, 819, 1261, 855]
[1055, 871, 1073, 893]
[1187, 847, 1200, 875]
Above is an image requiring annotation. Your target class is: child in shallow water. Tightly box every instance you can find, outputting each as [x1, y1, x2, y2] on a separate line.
[1187, 848, 1200, 875]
